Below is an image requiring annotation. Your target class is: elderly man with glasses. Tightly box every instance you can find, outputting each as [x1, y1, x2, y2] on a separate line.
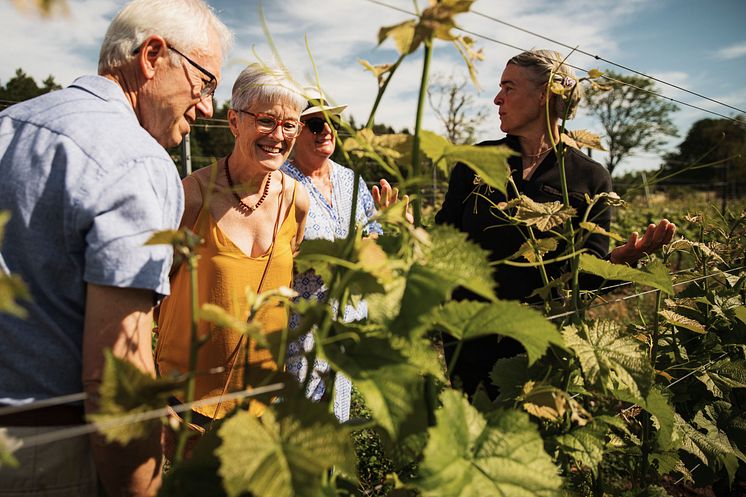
[0, 1, 231, 496]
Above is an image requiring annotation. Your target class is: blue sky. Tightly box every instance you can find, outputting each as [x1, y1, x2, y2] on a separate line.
[2, 0, 744, 175]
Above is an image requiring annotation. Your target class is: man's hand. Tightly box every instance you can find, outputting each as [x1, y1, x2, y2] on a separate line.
[371, 178, 414, 224]
[609, 219, 676, 266]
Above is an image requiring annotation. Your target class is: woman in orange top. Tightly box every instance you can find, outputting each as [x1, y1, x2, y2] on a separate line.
[156, 64, 309, 429]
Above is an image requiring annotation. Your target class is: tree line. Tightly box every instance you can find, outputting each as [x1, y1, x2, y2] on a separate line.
[2, 67, 743, 198]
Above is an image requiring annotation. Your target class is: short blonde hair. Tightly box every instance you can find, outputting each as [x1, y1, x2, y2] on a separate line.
[508, 49, 584, 120]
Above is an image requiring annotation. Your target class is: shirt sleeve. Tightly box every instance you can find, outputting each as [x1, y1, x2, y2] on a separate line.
[82, 156, 184, 296]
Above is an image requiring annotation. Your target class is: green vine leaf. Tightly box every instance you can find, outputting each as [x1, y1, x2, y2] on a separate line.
[0, 273, 30, 319]
[321, 335, 428, 442]
[554, 425, 607, 477]
[295, 238, 349, 284]
[563, 320, 654, 399]
[698, 360, 746, 398]
[0, 429, 21, 468]
[418, 131, 514, 192]
[676, 410, 746, 485]
[644, 387, 676, 451]
[520, 381, 590, 427]
[413, 389, 562, 497]
[512, 238, 559, 263]
[423, 224, 497, 302]
[216, 397, 356, 497]
[378, 19, 417, 55]
[565, 129, 607, 152]
[658, 309, 706, 334]
[88, 350, 183, 444]
[579, 221, 624, 242]
[578, 255, 674, 295]
[429, 300, 564, 365]
[199, 303, 268, 347]
[490, 356, 531, 404]
[358, 59, 395, 87]
[733, 305, 746, 325]
[514, 196, 576, 232]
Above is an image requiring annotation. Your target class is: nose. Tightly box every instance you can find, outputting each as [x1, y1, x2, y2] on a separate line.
[493, 90, 503, 106]
[196, 96, 214, 119]
[268, 122, 286, 140]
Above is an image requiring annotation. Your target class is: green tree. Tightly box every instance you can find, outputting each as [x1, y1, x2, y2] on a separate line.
[427, 71, 488, 145]
[0, 69, 61, 107]
[585, 70, 679, 175]
[659, 116, 746, 195]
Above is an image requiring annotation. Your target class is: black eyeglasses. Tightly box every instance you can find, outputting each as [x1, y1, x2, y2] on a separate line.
[302, 116, 340, 134]
[236, 110, 303, 138]
[168, 46, 217, 100]
[132, 43, 217, 100]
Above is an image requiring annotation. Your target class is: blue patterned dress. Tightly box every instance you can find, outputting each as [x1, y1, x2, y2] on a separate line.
[282, 160, 382, 422]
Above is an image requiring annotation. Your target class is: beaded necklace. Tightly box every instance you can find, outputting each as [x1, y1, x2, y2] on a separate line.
[224, 154, 272, 213]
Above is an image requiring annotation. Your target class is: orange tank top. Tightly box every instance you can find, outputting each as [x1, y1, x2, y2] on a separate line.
[156, 172, 298, 418]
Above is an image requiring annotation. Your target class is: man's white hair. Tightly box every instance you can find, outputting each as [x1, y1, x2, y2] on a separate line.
[98, 0, 233, 74]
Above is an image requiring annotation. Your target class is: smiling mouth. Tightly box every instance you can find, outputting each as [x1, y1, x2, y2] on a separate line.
[258, 143, 284, 154]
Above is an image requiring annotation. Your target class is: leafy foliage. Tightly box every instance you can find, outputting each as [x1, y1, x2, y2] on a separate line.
[0, 429, 21, 468]
[563, 320, 654, 399]
[88, 351, 183, 444]
[429, 300, 564, 365]
[413, 389, 563, 497]
[584, 70, 679, 174]
[578, 255, 674, 295]
[216, 395, 356, 497]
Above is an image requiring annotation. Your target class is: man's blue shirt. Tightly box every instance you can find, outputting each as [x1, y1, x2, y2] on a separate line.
[0, 76, 184, 404]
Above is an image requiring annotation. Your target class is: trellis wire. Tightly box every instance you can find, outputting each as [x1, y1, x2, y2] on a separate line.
[11, 382, 284, 451]
[547, 265, 746, 322]
[361, 0, 746, 127]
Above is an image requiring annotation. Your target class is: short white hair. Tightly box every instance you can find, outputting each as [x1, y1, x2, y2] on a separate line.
[231, 64, 305, 113]
[98, 0, 233, 74]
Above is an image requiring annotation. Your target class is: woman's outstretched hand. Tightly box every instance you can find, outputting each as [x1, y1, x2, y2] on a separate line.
[372, 179, 414, 224]
[609, 219, 676, 265]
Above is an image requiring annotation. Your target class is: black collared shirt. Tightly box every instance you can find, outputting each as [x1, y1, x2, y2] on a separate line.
[435, 135, 613, 397]
[435, 135, 613, 301]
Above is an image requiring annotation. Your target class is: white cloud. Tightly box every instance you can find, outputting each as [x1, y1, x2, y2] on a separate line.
[715, 41, 746, 60]
[0, 0, 118, 88]
[3, 0, 732, 180]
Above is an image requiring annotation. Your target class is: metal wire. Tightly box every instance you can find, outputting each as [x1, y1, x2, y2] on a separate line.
[12, 383, 285, 450]
[546, 265, 746, 322]
[361, 0, 746, 127]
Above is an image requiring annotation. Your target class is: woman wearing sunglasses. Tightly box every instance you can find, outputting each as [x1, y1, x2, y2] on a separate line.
[281, 88, 382, 422]
[155, 64, 309, 456]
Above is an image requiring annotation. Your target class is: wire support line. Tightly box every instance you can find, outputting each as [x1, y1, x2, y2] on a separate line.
[13, 382, 285, 450]
[666, 353, 728, 390]
[0, 393, 87, 417]
[454, 25, 746, 128]
[469, 9, 746, 117]
[360, 0, 746, 126]
[0, 366, 238, 415]
[546, 264, 746, 322]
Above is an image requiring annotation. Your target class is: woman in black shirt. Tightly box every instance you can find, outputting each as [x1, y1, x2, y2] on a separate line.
[435, 49, 675, 396]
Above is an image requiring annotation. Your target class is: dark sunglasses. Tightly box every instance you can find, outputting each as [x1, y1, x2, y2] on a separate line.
[302, 116, 340, 134]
